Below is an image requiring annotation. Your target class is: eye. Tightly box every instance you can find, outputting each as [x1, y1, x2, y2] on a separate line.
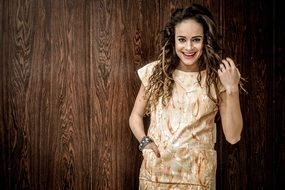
[192, 38, 201, 42]
[178, 38, 186, 43]
[192, 38, 202, 43]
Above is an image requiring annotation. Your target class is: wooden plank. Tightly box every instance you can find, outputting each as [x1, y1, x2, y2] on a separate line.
[90, 0, 114, 189]
[220, 0, 249, 189]
[7, 0, 37, 189]
[273, 0, 285, 188]
[221, 0, 275, 189]
[48, 0, 90, 189]
[0, 0, 10, 189]
[109, 0, 145, 189]
[24, 0, 52, 189]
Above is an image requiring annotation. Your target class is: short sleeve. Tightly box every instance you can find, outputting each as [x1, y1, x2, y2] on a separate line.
[137, 61, 158, 87]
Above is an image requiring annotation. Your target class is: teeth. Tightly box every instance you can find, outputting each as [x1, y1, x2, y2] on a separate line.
[184, 52, 195, 56]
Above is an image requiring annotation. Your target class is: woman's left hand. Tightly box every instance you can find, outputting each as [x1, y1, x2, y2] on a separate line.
[218, 57, 241, 94]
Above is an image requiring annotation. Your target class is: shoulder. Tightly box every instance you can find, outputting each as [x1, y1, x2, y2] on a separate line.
[137, 60, 159, 87]
[137, 60, 159, 79]
[138, 60, 159, 73]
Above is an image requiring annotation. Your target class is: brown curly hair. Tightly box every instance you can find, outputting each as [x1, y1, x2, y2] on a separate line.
[144, 4, 224, 114]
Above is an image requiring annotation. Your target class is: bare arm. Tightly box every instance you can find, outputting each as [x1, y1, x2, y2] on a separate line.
[219, 89, 243, 144]
[129, 84, 148, 142]
[129, 84, 161, 157]
[218, 58, 243, 144]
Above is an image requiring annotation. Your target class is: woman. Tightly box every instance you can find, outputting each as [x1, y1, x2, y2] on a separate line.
[129, 4, 243, 190]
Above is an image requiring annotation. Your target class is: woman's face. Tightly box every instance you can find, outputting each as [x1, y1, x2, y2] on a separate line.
[175, 18, 204, 72]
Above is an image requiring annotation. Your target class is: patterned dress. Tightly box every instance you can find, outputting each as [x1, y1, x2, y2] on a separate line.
[137, 61, 225, 190]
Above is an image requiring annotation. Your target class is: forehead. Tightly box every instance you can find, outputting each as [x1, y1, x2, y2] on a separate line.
[175, 19, 204, 36]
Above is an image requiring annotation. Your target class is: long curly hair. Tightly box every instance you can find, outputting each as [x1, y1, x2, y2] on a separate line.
[144, 4, 224, 113]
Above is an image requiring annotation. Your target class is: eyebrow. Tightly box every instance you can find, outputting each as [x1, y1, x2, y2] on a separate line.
[177, 35, 203, 38]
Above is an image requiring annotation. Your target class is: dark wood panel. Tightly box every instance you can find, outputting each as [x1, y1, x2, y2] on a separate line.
[7, 0, 37, 189]
[25, 0, 52, 189]
[141, 0, 161, 63]
[90, 0, 114, 189]
[112, 0, 145, 189]
[246, 0, 274, 189]
[90, 0, 145, 189]
[222, 0, 275, 189]
[0, 0, 91, 189]
[0, 0, 10, 189]
[275, 0, 285, 188]
[49, 0, 90, 189]
[219, 0, 248, 189]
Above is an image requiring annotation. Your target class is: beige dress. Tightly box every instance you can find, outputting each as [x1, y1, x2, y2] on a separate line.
[137, 61, 225, 190]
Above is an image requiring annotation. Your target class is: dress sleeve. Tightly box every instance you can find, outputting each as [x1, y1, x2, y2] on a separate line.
[137, 61, 158, 87]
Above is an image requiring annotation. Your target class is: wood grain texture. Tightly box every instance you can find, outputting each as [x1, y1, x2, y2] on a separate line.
[0, 0, 10, 189]
[141, 0, 161, 64]
[274, 0, 285, 188]
[90, 0, 145, 189]
[245, 0, 274, 189]
[90, 0, 114, 189]
[221, 0, 276, 189]
[1, 0, 91, 189]
[219, 0, 248, 189]
[111, 0, 144, 189]
[25, 0, 52, 189]
[7, 0, 36, 189]
[49, 0, 90, 189]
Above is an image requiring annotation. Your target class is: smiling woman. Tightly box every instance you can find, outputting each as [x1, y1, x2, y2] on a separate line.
[129, 3, 243, 189]
[175, 19, 204, 72]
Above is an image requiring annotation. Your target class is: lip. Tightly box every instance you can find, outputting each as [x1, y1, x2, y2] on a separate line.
[182, 52, 196, 59]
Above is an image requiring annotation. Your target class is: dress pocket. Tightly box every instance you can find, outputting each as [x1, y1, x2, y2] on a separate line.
[141, 147, 217, 186]
[170, 148, 217, 186]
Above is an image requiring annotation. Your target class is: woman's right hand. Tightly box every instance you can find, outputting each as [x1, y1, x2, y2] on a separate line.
[144, 142, 161, 158]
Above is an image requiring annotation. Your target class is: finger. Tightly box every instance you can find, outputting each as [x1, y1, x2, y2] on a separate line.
[218, 69, 223, 76]
[236, 68, 241, 77]
[219, 63, 226, 71]
[151, 145, 161, 158]
[226, 57, 235, 68]
[222, 59, 230, 69]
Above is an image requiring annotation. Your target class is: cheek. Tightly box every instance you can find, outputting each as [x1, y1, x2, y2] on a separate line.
[195, 43, 204, 50]
[197, 47, 203, 56]
[175, 43, 183, 52]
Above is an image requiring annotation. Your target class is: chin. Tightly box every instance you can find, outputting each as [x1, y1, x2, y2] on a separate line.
[181, 59, 198, 66]
[183, 61, 196, 65]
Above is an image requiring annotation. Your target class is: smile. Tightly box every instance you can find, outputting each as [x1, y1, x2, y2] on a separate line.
[183, 52, 196, 59]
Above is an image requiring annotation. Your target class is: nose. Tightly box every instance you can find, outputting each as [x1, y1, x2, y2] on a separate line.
[185, 40, 193, 50]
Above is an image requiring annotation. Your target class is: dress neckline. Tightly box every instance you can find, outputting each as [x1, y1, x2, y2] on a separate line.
[174, 69, 207, 76]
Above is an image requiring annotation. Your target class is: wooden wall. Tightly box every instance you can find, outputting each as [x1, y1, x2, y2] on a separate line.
[0, 0, 283, 189]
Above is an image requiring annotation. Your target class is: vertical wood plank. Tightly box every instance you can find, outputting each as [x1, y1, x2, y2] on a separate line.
[221, 0, 274, 189]
[274, 0, 285, 188]
[140, 0, 161, 63]
[49, 0, 90, 189]
[90, 0, 114, 189]
[220, 0, 251, 189]
[90, 0, 145, 189]
[25, 0, 51, 189]
[0, 0, 10, 189]
[112, 0, 145, 189]
[247, 0, 274, 189]
[7, 0, 36, 188]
